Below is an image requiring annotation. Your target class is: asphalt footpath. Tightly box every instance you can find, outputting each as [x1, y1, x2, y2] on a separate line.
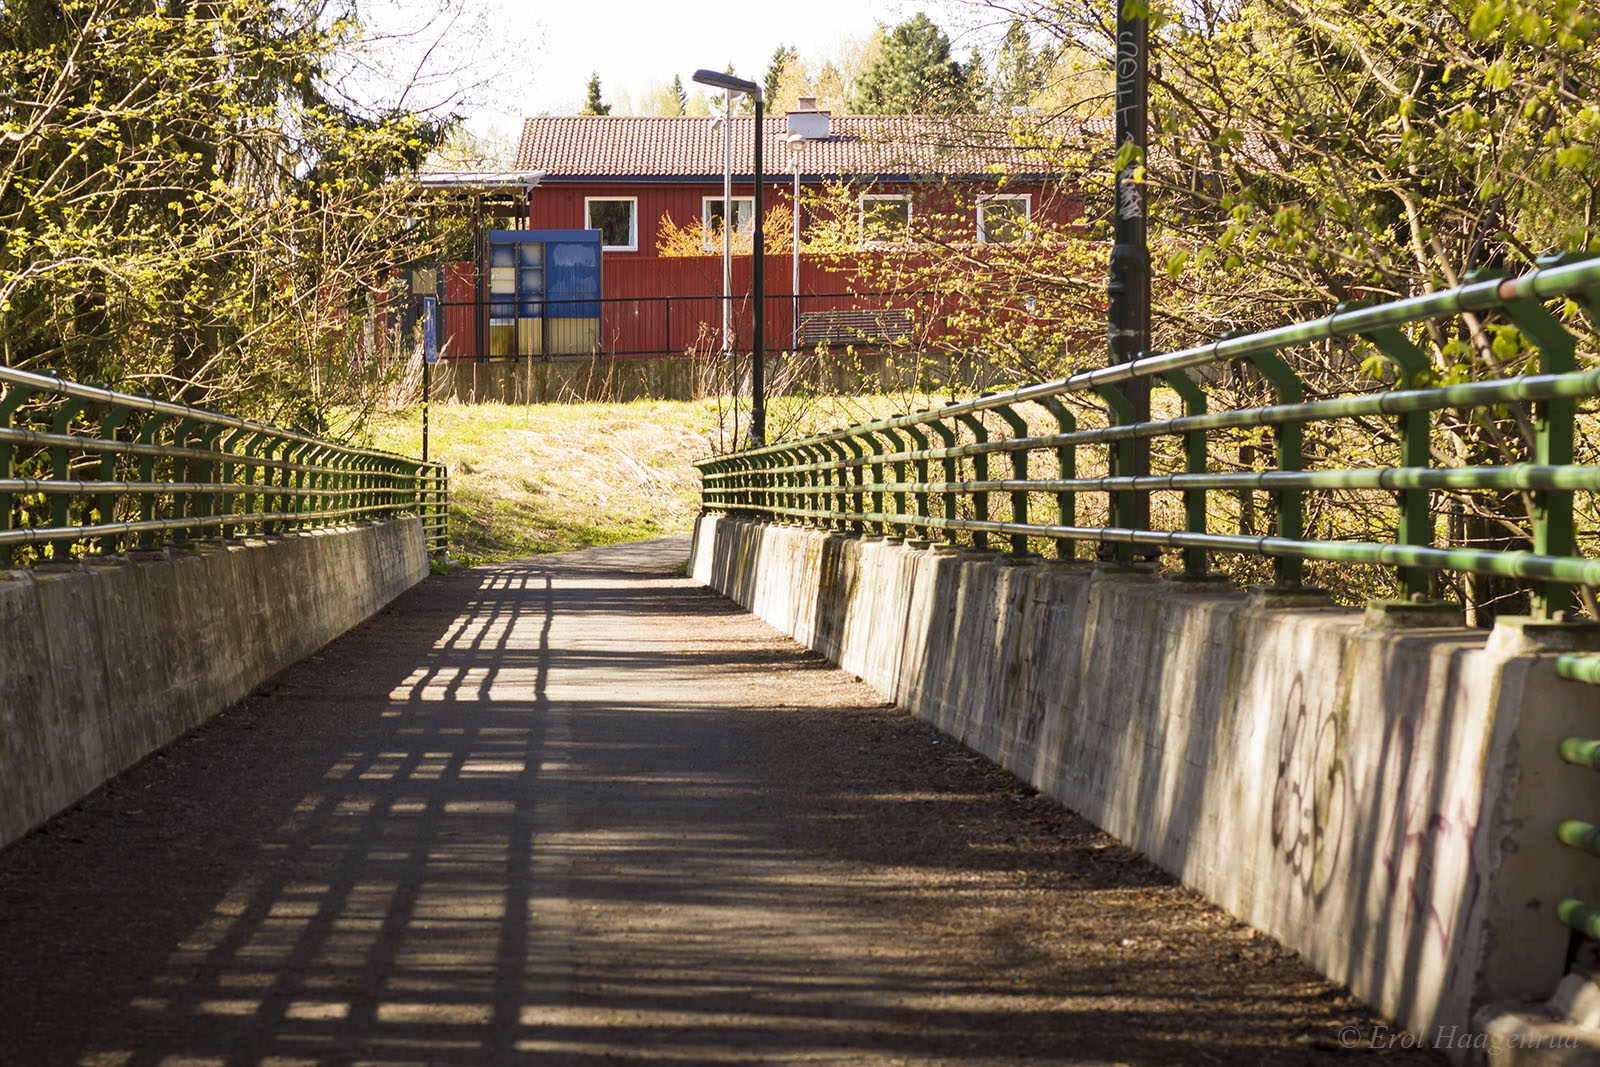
[0, 537, 1445, 1066]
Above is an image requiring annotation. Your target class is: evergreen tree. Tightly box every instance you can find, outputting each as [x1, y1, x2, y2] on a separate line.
[764, 45, 797, 104]
[580, 72, 611, 116]
[993, 20, 1043, 111]
[851, 14, 968, 114]
[964, 46, 991, 113]
[672, 74, 687, 116]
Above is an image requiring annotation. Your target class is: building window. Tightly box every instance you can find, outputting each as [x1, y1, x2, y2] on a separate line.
[584, 197, 638, 252]
[978, 194, 1031, 244]
[702, 197, 756, 251]
[860, 194, 912, 244]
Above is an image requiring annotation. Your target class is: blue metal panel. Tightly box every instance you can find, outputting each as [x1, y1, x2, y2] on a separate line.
[490, 229, 601, 319]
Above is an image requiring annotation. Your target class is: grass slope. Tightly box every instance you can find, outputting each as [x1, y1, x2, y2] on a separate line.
[367, 400, 718, 562]
[365, 392, 949, 564]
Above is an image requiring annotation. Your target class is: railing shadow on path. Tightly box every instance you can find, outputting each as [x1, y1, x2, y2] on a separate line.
[0, 537, 1445, 1066]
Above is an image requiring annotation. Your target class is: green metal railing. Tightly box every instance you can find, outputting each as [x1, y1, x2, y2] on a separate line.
[1557, 655, 1600, 941]
[0, 365, 448, 563]
[697, 253, 1600, 616]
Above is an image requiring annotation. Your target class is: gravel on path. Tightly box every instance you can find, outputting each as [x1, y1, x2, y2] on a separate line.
[0, 537, 1444, 1066]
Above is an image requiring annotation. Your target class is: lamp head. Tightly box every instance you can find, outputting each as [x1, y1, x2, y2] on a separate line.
[692, 69, 762, 101]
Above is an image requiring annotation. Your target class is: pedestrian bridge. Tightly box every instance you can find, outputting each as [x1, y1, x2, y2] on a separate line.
[0, 537, 1432, 1066]
[5, 257, 1600, 1063]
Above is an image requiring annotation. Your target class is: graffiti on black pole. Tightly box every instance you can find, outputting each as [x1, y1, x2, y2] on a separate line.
[1114, 30, 1144, 221]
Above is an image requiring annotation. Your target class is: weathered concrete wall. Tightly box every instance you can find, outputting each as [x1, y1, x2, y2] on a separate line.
[692, 514, 1600, 1049]
[0, 519, 428, 851]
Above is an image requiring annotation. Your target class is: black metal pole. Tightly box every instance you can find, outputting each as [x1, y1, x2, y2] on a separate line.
[752, 96, 766, 447]
[1108, 5, 1151, 542]
[422, 359, 431, 463]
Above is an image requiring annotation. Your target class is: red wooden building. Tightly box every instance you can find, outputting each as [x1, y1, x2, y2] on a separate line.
[423, 105, 1095, 361]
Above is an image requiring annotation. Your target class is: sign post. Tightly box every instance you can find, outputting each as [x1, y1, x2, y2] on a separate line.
[422, 296, 437, 463]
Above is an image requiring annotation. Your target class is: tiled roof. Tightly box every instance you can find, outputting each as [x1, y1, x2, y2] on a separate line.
[514, 114, 1114, 180]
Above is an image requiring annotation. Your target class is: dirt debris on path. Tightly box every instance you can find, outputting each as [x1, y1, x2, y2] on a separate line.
[0, 537, 1443, 1066]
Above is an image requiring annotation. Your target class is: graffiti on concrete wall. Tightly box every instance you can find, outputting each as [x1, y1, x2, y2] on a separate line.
[1379, 714, 1485, 970]
[1271, 675, 1350, 900]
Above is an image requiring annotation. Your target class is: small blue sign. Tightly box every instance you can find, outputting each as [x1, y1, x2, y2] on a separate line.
[422, 296, 438, 363]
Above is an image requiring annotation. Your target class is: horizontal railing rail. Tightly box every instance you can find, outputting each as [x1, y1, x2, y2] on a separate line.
[0, 365, 448, 564]
[695, 253, 1600, 618]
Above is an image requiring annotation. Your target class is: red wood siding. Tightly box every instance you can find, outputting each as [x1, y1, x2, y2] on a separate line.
[527, 180, 1079, 261]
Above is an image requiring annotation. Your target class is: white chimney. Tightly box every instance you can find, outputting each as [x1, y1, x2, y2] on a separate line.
[786, 98, 830, 139]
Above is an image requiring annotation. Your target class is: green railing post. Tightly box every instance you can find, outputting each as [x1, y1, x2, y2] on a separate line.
[49, 395, 89, 560]
[838, 435, 868, 532]
[0, 385, 32, 566]
[700, 458, 722, 512]
[1502, 286, 1578, 618]
[1360, 315, 1433, 599]
[1032, 396, 1077, 560]
[95, 404, 133, 555]
[191, 425, 224, 543]
[953, 412, 990, 550]
[823, 440, 850, 529]
[879, 425, 909, 534]
[305, 445, 330, 527]
[1243, 348, 1306, 587]
[1161, 371, 1210, 577]
[992, 403, 1031, 555]
[135, 413, 175, 550]
[860, 429, 889, 534]
[218, 428, 250, 539]
[168, 418, 201, 543]
[901, 420, 932, 540]
[1093, 385, 1136, 565]
[926, 418, 959, 544]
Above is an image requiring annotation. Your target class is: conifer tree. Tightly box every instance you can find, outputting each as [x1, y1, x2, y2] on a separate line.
[580, 72, 611, 116]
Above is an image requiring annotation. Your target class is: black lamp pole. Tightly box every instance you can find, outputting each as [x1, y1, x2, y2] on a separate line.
[694, 69, 765, 447]
[752, 94, 765, 446]
[1107, 8, 1151, 533]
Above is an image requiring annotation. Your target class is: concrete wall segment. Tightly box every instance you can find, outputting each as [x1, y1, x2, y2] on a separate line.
[692, 512, 1600, 1056]
[0, 519, 427, 852]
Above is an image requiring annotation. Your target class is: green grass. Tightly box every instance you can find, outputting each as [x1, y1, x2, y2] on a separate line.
[363, 392, 956, 564]
[364, 399, 716, 562]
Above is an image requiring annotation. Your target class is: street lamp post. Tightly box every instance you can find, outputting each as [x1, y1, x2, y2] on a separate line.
[694, 68, 765, 446]
[787, 132, 807, 353]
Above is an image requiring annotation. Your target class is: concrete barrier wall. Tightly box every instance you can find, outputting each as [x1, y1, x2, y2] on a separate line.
[0, 519, 428, 851]
[692, 514, 1600, 1046]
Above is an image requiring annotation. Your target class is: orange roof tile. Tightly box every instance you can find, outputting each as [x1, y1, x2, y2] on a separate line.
[514, 114, 1113, 180]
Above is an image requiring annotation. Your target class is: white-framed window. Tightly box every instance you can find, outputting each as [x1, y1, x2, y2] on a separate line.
[584, 197, 638, 252]
[702, 196, 756, 251]
[977, 194, 1031, 244]
[859, 193, 912, 244]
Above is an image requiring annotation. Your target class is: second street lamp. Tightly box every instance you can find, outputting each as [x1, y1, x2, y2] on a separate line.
[693, 68, 766, 446]
[787, 131, 807, 353]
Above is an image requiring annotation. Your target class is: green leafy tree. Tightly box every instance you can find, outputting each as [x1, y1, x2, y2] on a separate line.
[581, 72, 611, 115]
[0, 0, 454, 424]
[672, 74, 688, 115]
[879, 0, 1600, 618]
[851, 14, 972, 113]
